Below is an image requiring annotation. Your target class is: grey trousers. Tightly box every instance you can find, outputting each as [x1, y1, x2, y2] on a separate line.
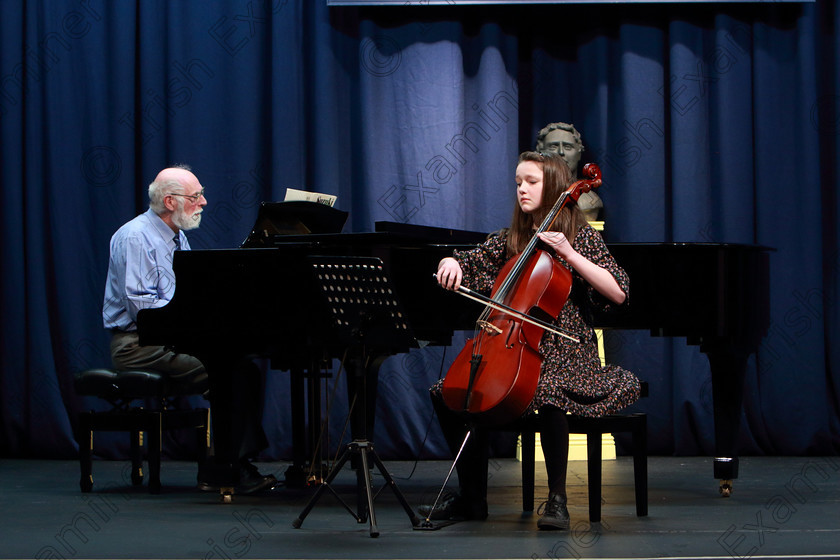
[110, 330, 266, 460]
[110, 330, 208, 390]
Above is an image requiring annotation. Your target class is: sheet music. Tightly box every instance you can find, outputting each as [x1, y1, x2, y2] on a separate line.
[284, 188, 337, 207]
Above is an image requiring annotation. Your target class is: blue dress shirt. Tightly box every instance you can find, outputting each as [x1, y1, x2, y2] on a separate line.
[103, 208, 190, 332]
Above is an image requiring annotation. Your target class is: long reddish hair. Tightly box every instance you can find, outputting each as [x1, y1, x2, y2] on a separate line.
[505, 151, 588, 258]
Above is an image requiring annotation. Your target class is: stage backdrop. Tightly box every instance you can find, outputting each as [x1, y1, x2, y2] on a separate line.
[1, 0, 838, 462]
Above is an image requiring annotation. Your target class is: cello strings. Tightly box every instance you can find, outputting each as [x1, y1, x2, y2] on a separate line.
[456, 286, 581, 343]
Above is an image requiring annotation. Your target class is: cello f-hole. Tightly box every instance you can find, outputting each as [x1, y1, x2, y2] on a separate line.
[504, 324, 516, 349]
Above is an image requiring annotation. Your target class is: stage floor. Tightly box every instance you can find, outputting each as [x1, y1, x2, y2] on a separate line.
[2, 455, 839, 559]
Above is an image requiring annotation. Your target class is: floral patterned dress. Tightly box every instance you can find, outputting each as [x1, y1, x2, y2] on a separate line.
[433, 224, 640, 417]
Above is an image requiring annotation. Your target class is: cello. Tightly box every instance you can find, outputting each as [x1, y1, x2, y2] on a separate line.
[440, 162, 602, 426]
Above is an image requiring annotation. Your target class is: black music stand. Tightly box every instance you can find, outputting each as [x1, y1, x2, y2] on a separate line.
[292, 256, 422, 537]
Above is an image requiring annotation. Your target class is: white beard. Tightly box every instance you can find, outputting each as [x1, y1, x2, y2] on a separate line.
[172, 206, 202, 231]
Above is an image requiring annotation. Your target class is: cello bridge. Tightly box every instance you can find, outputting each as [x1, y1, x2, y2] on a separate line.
[477, 320, 502, 335]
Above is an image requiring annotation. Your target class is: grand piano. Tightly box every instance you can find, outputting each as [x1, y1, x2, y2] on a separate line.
[138, 204, 489, 487]
[137, 203, 770, 494]
[594, 242, 771, 495]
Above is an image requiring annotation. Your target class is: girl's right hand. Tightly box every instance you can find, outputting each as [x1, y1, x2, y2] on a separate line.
[436, 257, 463, 291]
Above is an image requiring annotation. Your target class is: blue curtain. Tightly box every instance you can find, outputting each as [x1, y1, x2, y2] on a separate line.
[1, 0, 837, 460]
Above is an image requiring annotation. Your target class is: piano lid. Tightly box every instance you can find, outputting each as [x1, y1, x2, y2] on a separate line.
[241, 201, 349, 247]
[374, 221, 489, 245]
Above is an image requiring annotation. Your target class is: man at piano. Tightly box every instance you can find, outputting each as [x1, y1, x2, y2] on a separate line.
[102, 165, 276, 494]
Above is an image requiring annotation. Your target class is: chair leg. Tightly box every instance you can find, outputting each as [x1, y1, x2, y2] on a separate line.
[78, 414, 94, 493]
[632, 415, 648, 517]
[586, 431, 602, 522]
[195, 408, 211, 462]
[130, 429, 144, 486]
[77, 406, 209, 495]
[521, 429, 536, 512]
[147, 413, 162, 494]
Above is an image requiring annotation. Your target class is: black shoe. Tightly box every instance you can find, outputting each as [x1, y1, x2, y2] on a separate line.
[197, 460, 276, 494]
[537, 492, 570, 530]
[417, 491, 488, 521]
[196, 459, 226, 492]
[237, 461, 277, 494]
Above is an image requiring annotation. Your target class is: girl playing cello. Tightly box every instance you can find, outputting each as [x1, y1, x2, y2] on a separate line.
[423, 151, 641, 529]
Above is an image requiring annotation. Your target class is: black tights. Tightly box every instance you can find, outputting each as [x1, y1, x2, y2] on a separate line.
[536, 405, 570, 498]
[432, 393, 569, 501]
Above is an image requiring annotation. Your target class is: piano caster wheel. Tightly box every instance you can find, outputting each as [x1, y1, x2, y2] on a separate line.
[220, 487, 234, 504]
[719, 479, 733, 497]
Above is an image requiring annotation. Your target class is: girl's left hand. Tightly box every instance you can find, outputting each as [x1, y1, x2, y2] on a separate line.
[537, 231, 575, 259]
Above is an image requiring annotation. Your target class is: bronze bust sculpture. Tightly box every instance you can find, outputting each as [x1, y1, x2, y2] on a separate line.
[536, 122, 603, 222]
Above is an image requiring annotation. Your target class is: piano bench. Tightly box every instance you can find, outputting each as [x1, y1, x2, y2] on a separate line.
[510, 380, 649, 522]
[515, 412, 647, 523]
[73, 368, 210, 494]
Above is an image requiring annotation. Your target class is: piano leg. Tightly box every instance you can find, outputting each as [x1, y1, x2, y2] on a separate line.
[200, 353, 269, 501]
[201, 354, 241, 498]
[286, 366, 308, 487]
[704, 341, 750, 497]
[285, 361, 328, 488]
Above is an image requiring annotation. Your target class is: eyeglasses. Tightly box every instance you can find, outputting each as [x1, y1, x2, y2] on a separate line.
[168, 189, 205, 202]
